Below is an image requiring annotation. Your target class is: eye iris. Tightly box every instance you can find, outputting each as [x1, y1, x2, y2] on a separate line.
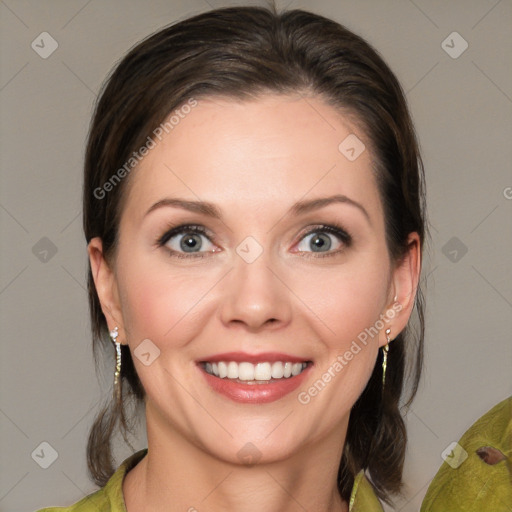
[311, 233, 331, 252]
[180, 233, 202, 252]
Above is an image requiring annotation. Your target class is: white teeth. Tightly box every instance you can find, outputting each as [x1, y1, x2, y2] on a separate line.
[227, 361, 238, 379]
[291, 362, 303, 376]
[271, 361, 284, 379]
[238, 362, 255, 381]
[254, 362, 272, 380]
[204, 360, 308, 380]
[218, 361, 228, 378]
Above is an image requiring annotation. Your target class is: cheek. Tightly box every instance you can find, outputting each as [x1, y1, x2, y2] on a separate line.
[294, 261, 389, 426]
[297, 256, 391, 352]
[116, 251, 218, 347]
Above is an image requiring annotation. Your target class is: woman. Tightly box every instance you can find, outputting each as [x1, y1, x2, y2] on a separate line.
[38, 3, 425, 511]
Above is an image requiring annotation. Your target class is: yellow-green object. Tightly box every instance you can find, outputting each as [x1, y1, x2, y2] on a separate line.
[349, 470, 384, 511]
[36, 448, 383, 511]
[421, 395, 512, 512]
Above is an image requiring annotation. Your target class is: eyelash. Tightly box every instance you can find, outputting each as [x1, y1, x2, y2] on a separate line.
[156, 223, 352, 260]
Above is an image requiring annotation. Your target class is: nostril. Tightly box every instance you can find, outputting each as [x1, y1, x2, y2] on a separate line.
[476, 446, 506, 465]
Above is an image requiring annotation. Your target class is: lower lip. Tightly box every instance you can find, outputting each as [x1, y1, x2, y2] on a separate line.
[199, 365, 311, 404]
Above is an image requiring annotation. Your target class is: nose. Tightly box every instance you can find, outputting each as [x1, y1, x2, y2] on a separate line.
[219, 249, 292, 333]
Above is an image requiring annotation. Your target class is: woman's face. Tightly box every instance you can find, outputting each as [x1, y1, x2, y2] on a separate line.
[90, 93, 418, 465]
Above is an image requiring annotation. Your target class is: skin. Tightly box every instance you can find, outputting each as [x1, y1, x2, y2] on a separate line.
[88, 93, 421, 511]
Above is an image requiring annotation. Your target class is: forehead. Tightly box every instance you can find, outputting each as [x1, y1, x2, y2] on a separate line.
[122, 94, 382, 224]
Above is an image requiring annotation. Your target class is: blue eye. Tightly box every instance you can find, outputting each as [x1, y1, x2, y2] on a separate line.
[157, 223, 352, 260]
[295, 225, 352, 258]
[157, 224, 216, 259]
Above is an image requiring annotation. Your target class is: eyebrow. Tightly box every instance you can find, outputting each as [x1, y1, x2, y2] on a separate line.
[145, 194, 370, 223]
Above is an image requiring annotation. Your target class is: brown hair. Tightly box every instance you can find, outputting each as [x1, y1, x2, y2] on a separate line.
[83, 3, 426, 506]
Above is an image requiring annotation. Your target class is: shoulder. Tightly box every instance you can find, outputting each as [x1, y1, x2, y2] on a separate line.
[34, 486, 107, 512]
[349, 470, 384, 512]
[421, 396, 511, 512]
[34, 449, 148, 512]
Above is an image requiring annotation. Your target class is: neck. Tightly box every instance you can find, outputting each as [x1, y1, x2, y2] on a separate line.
[123, 403, 350, 512]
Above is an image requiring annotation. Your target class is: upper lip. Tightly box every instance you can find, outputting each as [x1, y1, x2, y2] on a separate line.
[198, 352, 312, 364]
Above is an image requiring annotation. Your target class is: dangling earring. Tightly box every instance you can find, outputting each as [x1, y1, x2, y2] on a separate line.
[382, 328, 391, 388]
[109, 326, 122, 401]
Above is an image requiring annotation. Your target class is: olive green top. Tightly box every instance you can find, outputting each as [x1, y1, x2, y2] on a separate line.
[36, 449, 383, 512]
[38, 395, 512, 511]
[421, 395, 512, 512]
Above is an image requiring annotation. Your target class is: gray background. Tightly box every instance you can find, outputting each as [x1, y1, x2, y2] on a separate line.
[1, 0, 511, 511]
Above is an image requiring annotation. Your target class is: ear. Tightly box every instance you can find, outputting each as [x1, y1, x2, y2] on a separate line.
[87, 237, 126, 344]
[379, 232, 421, 347]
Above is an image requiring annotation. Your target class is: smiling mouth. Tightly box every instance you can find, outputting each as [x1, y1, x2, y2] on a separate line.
[201, 360, 310, 384]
